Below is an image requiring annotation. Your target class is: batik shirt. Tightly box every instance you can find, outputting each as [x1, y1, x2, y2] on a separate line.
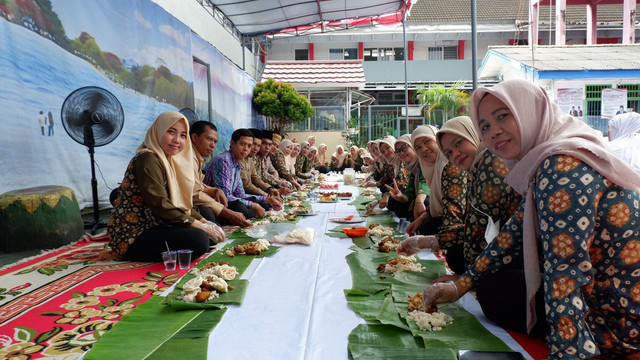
[270, 152, 295, 182]
[295, 155, 307, 174]
[203, 151, 266, 207]
[255, 156, 279, 187]
[461, 150, 522, 266]
[435, 163, 469, 250]
[458, 154, 640, 359]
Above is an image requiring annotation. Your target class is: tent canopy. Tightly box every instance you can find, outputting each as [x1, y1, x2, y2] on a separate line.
[206, 0, 409, 36]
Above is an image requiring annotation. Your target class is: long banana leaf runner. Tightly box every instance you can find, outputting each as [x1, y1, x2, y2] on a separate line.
[344, 246, 515, 356]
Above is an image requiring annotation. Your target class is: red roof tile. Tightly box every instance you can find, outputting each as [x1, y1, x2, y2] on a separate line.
[261, 60, 366, 88]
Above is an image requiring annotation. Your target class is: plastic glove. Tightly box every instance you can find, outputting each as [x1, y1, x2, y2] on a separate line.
[202, 221, 226, 244]
[421, 281, 459, 311]
[365, 200, 379, 211]
[397, 236, 422, 256]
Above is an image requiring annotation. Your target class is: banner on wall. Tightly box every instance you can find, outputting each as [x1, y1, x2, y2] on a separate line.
[557, 88, 584, 118]
[0, 0, 256, 208]
[601, 88, 628, 118]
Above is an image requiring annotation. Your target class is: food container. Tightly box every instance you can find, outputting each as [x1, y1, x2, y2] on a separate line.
[343, 168, 355, 185]
[342, 227, 369, 237]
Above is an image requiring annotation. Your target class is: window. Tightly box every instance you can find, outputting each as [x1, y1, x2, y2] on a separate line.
[363, 47, 404, 61]
[619, 83, 640, 113]
[295, 49, 309, 60]
[329, 48, 358, 60]
[428, 46, 458, 60]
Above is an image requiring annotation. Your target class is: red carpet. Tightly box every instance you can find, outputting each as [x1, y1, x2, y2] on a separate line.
[0, 234, 195, 359]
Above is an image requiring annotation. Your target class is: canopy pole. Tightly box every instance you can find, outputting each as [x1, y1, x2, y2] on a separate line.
[403, 19, 409, 133]
[471, 0, 478, 90]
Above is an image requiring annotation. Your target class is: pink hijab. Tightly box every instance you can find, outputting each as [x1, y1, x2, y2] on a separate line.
[470, 79, 640, 332]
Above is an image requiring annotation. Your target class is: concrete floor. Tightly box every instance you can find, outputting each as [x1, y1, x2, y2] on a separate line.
[0, 208, 111, 268]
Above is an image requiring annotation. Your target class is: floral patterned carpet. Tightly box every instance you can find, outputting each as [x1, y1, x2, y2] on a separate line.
[0, 234, 195, 359]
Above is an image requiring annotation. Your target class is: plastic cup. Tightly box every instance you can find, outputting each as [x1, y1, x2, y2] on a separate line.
[178, 249, 193, 270]
[161, 251, 177, 271]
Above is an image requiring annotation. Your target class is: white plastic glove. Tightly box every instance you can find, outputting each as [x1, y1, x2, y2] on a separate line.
[421, 281, 459, 311]
[365, 200, 379, 211]
[202, 221, 226, 244]
[396, 236, 421, 256]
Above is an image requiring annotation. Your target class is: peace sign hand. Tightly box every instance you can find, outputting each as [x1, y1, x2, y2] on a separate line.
[384, 179, 403, 201]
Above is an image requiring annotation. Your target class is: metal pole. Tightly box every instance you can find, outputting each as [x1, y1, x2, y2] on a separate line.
[403, 19, 409, 133]
[471, 0, 478, 90]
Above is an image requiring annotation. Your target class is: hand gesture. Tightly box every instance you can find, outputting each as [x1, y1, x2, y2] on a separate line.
[212, 188, 228, 207]
[421, 281, 460, 311]
[384, 179, 404, 201]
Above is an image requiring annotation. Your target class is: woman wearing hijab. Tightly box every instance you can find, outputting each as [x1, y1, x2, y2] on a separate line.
[369, 136, 409, 212]
[399, 116, 522, 288]
[314, 143, 330, 173]
[307, 146, 318, 172]
[329, 145, 349, 171]
[608, 111, 640, 170]
[360, 153, 375, 173]
[422, 80, 640, 360]
[383, 134, 428, 221]
[271, 139, 301, 189]
[108, 111, 224, 261]
[295, 141, 312, 179]
[349, 145, 363, 171]
[306, 135, 316, 147]
[364, 140, 385, 187]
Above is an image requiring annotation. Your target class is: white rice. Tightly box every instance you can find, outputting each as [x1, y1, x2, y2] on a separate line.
[407, 310, 453, 331]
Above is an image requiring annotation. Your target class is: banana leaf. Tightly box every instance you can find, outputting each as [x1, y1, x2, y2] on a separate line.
[348, 323, 425, 350]
[345, 290, 387, 321]
[200, 250, 255, 277]
[344, 248, 434, 295]
[217, 238, 282, 258]
[165, 279, 249, 310]
[350, 344, 457, 360]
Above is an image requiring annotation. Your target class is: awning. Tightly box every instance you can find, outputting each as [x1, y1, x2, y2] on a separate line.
[261, 60, 366, 88]
[206, 0, 410, 36]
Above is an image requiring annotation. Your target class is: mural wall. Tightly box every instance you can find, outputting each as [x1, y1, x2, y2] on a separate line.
[0, 0, 257, 207]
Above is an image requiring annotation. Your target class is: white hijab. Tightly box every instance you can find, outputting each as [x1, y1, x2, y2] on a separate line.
[279, 139, 294, 173]
[411, 125, 448, 217]
[608, 112, 640, 170]
[332, 145, 348, 168]
[470, 79, 640, 333]
[380, 135, 402, 176]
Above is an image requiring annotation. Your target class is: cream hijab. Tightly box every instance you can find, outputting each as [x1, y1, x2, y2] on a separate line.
[411, 125, 448, 217]
[279, 139, 294, 172]
[470, 79, 640, 332]
[332, 145, 348, 168]
[436, 116, 488, 170]
[380, 135, 402, 176]
[137, 111, 194, 212]
[317, 143, 328, 164]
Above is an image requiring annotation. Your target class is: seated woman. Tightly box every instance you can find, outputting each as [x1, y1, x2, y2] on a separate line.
[314, 143, 330, 173]
[294, 141, 312, 179]
[608, 111, 640, 170]
[306, 146, 318, 173]
[384, 134, 428, 222]
[421, 79, 640, 359]
[370, 136, 410, 217]
[360, 153, 375, 173]
[329, 145, 349, 172]
[399, 116, 522, 278]
[271, 139, 301, 189]
[107, 111, 225, 262]
[349, 145, 363, 171]
[402, 124, 469, 272]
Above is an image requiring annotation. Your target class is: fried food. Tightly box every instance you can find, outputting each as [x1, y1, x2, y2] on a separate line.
[376, 255, 424, 274]
[375, 235, 400, 253]
[225, 239, 270, 256]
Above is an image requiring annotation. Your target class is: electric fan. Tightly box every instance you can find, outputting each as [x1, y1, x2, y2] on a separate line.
[61, 86, 125, 234]
[179, 107, 199, 125]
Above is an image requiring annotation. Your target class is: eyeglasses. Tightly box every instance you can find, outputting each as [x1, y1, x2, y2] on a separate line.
[395, 144, 409, 155]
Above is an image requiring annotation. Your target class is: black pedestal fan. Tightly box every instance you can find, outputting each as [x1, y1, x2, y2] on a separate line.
[61, 86, 124, 234]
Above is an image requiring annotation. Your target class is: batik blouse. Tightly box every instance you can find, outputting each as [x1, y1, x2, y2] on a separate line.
[270, 152, 295, 182]
[402, 171, 430, 220]
[461, 151, 522, 266]
[434, 163, 469, 250]
[458, 154, 640, 359]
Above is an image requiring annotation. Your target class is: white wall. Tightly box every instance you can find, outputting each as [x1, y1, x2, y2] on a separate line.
[151, 0, 258, 79]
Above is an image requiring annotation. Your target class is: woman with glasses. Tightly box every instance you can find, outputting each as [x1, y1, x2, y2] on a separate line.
[382, 134, 428, 221]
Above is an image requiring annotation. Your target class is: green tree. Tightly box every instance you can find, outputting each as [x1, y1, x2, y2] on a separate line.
[253, 78, 314, 131]
[415, 81, 469, 126]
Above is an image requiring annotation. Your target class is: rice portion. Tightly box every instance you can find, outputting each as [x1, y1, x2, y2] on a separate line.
[407, 310, 453, 331]
[377, 255, 425, 274]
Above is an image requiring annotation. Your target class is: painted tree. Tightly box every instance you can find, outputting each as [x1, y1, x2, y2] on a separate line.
[415, 81, 469, 126]
[253, 78, 314, 132]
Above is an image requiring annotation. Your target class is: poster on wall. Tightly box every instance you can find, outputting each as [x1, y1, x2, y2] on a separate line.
[0, 0, 257, 208]
[557, 88, 584, 118]
[601, 88, 628, 118]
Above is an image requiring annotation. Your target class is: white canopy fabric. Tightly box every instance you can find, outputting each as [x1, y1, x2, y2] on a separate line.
[207, 0, 409, 36]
